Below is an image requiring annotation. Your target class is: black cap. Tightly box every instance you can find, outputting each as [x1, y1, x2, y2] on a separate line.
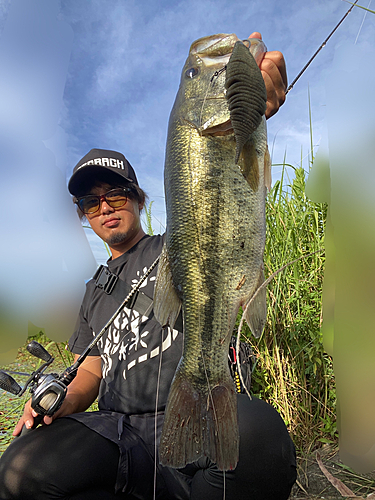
[68, 148, 139, 196]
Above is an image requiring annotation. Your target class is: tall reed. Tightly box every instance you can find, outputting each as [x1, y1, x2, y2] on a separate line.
[241, 164, 336, 451]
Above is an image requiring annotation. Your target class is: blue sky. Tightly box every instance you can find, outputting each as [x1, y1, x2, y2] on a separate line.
[0, 0, 374, 355]
[57, 0, 374, 262]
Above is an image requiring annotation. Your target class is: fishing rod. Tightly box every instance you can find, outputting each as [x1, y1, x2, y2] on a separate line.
[285, 0, 359, 95]
[0, 255, 160, 435]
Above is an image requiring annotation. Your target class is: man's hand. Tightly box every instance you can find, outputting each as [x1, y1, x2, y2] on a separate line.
[249, 32, 287, 119]
[13, 398, 37, 436]
[13, 396, 77, 436]
[13, 355, 102, 436]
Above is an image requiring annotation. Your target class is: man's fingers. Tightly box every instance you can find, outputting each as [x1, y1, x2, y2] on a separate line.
[261, 70, 278, 119]
[246, 33, 287, 118]
[260, 52, 287, 119]
[248, 31, 262, 40]
[13, 416, 33, 436]
[262, 50, 288, 89]
[12, 419, 24, 436]
[44, 415, 54, 425]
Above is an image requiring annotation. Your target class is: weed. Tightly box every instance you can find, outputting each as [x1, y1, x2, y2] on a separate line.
[239, 162, 336, 452]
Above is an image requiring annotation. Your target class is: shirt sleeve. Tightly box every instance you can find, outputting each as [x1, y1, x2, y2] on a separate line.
[68, 286, 101, 356]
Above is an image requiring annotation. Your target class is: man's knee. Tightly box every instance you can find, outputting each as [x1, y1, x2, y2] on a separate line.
[0, 434, 41, 499]
[236, 395, 297, 498]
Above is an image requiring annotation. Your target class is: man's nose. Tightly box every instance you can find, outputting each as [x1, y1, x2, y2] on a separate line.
[100, 199, 115, 214]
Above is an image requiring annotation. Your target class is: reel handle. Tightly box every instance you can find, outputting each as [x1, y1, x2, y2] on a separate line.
[26, 341, 53, 362]
[0, 370, 22, 395]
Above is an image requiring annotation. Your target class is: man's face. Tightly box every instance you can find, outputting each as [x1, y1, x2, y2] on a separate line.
[84, 182, 145, 258]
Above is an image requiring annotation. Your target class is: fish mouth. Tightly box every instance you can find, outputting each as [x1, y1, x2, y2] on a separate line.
[201, 119, 233, 136]
[183, 117, 234, 136]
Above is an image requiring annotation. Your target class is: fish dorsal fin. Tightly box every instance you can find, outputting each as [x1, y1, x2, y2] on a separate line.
[238, 140, 259, 192]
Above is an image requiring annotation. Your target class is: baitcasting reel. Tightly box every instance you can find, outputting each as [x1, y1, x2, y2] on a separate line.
[0, 260, 159, 435]
[0, 341, 77, 433]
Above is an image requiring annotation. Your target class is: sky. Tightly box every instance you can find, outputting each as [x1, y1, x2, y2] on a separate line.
[0, 0, 374, 357]
[60, 0, 374, 261]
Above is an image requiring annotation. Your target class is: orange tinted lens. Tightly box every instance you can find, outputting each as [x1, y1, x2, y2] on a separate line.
[78, 196, 100, 214]
[105, 189, 128, 209]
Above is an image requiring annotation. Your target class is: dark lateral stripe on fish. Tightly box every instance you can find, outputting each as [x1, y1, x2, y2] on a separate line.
[225, 41, 267, 164]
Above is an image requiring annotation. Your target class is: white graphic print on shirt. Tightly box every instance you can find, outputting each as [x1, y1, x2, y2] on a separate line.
[94, 304, 179, 380]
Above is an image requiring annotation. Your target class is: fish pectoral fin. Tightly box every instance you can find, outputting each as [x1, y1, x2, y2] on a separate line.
[159, 371, 239, 471]
[154, 243, 182, 330]
[243, 269, 267, 338]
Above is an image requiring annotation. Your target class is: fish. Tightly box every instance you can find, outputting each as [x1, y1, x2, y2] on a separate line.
[153, 33, 271, 471]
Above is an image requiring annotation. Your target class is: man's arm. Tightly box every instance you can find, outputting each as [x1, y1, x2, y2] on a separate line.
[249, 32, 287, 119]
[13, 354, 102, 436]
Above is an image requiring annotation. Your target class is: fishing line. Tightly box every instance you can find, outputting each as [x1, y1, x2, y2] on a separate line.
[210, 66, 227, 83]
[199, 78, 214, 130]
[153, 327, 165, 500]
[354, 0, 372, 43]
[201, 343, 232, 485]
[199, 64, 227, 130]
[201, 345, 219, 436]
[285, 0, 359, 95]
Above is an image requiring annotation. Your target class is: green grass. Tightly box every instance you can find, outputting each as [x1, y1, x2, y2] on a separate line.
[0, 334, 99, 455]
[239, 162, 336, 453]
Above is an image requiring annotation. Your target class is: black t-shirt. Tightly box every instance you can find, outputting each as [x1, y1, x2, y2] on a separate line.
[69, 234, 183, 415]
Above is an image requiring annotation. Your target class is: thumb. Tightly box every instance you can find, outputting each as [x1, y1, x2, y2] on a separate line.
[249, 32, 262, 40]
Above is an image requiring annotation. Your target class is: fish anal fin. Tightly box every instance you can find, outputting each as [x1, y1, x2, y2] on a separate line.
[154, 244, 181, 330]
[243, 269, 267, 338]
[159, 372, 239, 471]
[238, 140, 259, 192]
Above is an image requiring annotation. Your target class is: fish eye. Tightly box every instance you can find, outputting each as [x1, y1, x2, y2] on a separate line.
[185, 67, 199, 79]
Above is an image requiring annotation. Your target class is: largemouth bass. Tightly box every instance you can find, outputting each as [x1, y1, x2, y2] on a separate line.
[154, 33, 271, 471]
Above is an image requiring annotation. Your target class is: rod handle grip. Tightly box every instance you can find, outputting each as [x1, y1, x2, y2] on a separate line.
[18, 414, 44, 437]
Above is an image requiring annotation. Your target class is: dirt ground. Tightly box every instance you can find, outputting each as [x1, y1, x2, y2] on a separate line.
[290, 445, 375, 499]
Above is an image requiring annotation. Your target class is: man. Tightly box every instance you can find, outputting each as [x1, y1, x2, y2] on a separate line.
[0, 36, 296, 499]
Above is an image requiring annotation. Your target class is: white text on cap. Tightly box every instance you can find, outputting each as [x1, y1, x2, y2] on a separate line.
[78, 157, 125, 170]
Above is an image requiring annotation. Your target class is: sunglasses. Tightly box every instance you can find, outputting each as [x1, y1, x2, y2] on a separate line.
[75, 187, 131, 214]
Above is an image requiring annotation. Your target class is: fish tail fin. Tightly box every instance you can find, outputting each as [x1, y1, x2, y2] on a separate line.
[159, 371, 239, 471]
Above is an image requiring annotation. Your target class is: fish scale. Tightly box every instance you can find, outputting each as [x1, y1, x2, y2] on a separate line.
[154, 33, 270, 470]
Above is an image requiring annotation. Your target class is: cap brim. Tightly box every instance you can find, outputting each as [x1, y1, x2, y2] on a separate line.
[68, 165, 135, 196]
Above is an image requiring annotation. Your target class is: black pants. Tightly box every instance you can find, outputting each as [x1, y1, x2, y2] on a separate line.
[0, 396, 296, 499]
